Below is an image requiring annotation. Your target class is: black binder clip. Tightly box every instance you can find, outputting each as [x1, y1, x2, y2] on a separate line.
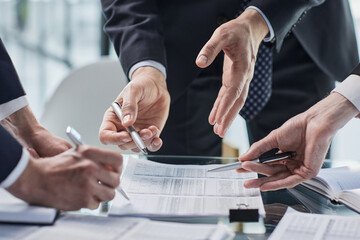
[229, 203, 259, 223]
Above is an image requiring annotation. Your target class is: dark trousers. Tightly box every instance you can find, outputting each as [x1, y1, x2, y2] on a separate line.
[155, 34, 334, 157]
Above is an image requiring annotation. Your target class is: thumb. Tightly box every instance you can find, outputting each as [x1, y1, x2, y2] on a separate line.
[196, 29, 225, 68]
[118, 85, 142, 127]
[27, 147, 40, 159]
[239, 132, 279, 162]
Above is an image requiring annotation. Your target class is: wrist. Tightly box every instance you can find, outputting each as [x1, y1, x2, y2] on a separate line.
[132, 66, 167, 89]
[1, 106, 43, 146]
[237, 8, 269, 45]
[306, 92, 359, 134]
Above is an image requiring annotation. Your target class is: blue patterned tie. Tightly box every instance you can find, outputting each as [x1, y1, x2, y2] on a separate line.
[238, 0, 273, 121]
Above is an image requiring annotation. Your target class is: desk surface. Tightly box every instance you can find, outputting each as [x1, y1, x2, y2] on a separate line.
[2, 155, 360, 239]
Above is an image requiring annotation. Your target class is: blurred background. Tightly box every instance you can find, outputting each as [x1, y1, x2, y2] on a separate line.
[1, 0, 360, 159]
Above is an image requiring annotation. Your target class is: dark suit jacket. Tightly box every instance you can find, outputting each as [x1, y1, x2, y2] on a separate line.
[0, 39, 26, 184]
[101, 0, 358, 102]
[352, 64, 360, 76]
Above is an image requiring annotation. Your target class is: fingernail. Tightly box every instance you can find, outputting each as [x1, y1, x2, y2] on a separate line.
[123, 115, 131, 124]
[123, 138, 132, 143]
[197, 55, 208, 65]
[153, 140, 161, 146]
[142, 134, 151, 140]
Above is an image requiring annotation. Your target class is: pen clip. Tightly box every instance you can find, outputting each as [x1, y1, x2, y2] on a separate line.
[259, 150, 296, 164]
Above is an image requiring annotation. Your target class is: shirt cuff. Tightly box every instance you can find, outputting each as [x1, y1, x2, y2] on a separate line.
[128, 60, 167, 80]
[0, 96, 28, 121]
[332, 74, 360, 112]
[247, 6, 275, 42]
[1, 148, 30, 188]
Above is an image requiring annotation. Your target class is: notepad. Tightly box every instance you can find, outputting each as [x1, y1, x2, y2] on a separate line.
[21, 214, 234, 240]
[269, 207, 360, 240]
[301, 166, 360, 213]
[110, 157, 265, 219]
[0, 189, 57, 224]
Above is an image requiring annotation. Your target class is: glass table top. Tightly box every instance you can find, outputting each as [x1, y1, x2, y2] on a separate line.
[75, 154, 360, 239]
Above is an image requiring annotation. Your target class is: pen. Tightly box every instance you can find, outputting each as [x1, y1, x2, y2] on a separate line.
[66, 126, 130, 201]
[111, 102, 148, 155]
[207, 151, 296, 173]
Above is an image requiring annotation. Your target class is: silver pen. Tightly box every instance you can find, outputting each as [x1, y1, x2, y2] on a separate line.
[111, 102, 148, 155]
[208, 151, 296, 173]
[66, 126, 130, 200]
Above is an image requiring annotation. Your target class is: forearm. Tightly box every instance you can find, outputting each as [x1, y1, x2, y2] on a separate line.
[306, 92, 359, 135]
[0, 105, 43, 146]
[101, 0, 167, 78]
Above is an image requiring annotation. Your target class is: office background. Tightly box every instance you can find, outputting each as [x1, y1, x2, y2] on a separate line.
[1, 0, 360, 159]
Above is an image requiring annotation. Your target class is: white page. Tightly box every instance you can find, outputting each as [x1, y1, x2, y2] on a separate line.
[303, 167, 360, 198]
[0, 189, 57, 224]
[23, 214, 234, 240]
[0, 224, 39, 240]
[269, 208, 360, 240]
[111, 157, 265, 218]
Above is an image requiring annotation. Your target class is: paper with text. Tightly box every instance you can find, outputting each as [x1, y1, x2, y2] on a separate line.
[110, 157, 265, 218]
[22, 214, 234, 240]
[269, 208, 360, 240]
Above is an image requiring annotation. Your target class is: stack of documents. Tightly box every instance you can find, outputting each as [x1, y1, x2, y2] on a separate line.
[9, 214, 234, 240]
[110, 157, 265, 218]
[269, 208, 360, 240]
[0, 189, 57, 224]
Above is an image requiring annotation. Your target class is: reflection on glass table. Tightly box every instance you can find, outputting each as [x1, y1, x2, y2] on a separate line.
[76, 155, 360, 239]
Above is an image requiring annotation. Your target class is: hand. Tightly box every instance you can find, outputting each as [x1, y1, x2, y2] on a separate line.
[7, 145, 123, 210]
[196, 9, 269, 137]
[0, 105, 72, 157]
[238, 93, 359, 191]
[99, 66, 170, 152]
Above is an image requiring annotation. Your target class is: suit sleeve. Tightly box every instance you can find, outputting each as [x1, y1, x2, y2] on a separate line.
[101, 0, 166, 79]
[251, 0, 326, 51]
[352, 63, 360, 76]
[0, 125, 23, 185]
[0, 39, 26, 104]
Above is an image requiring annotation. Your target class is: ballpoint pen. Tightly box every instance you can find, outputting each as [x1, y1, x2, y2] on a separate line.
[207, 151, 297, 173]
[66, 126, 130, 200]
[111, 102, 148, 155]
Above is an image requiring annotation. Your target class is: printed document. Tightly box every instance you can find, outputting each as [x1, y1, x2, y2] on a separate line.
[269, 208, 360, 240]
[110, 157, 265, 218]
[22, 214, 234, 240]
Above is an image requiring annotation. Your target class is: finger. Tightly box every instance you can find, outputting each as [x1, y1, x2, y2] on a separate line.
[244, 171, 291, 189]
[238, 131, 279, 162]
[100, 129, 133, 145]
[79, 145, 123, 173]
[27, 148, 40, 158]
[209, 86, 226, 125]
[260, 174, 306, 191]
[117, 128, 156, 150]
[95, 165, 121, 188]
[216, 81, 250, 137]
[241, 161, 287, 176]
[148, 137, 163, 152]
[131, 147, 141, 153]
[86, 196, 101, 210]
[196, 28, 225, 68]
[215, 65, 246, 126]
[119, 84, 143, 127]
[92, 182, 116, 203]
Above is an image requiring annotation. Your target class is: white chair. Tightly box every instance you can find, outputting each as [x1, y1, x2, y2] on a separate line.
[40, 58, 127, 151]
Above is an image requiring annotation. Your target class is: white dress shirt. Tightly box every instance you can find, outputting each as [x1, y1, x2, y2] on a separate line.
[333, 74, 360, 112]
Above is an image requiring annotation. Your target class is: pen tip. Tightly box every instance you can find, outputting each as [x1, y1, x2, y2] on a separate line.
[142, 148, 148, 155]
